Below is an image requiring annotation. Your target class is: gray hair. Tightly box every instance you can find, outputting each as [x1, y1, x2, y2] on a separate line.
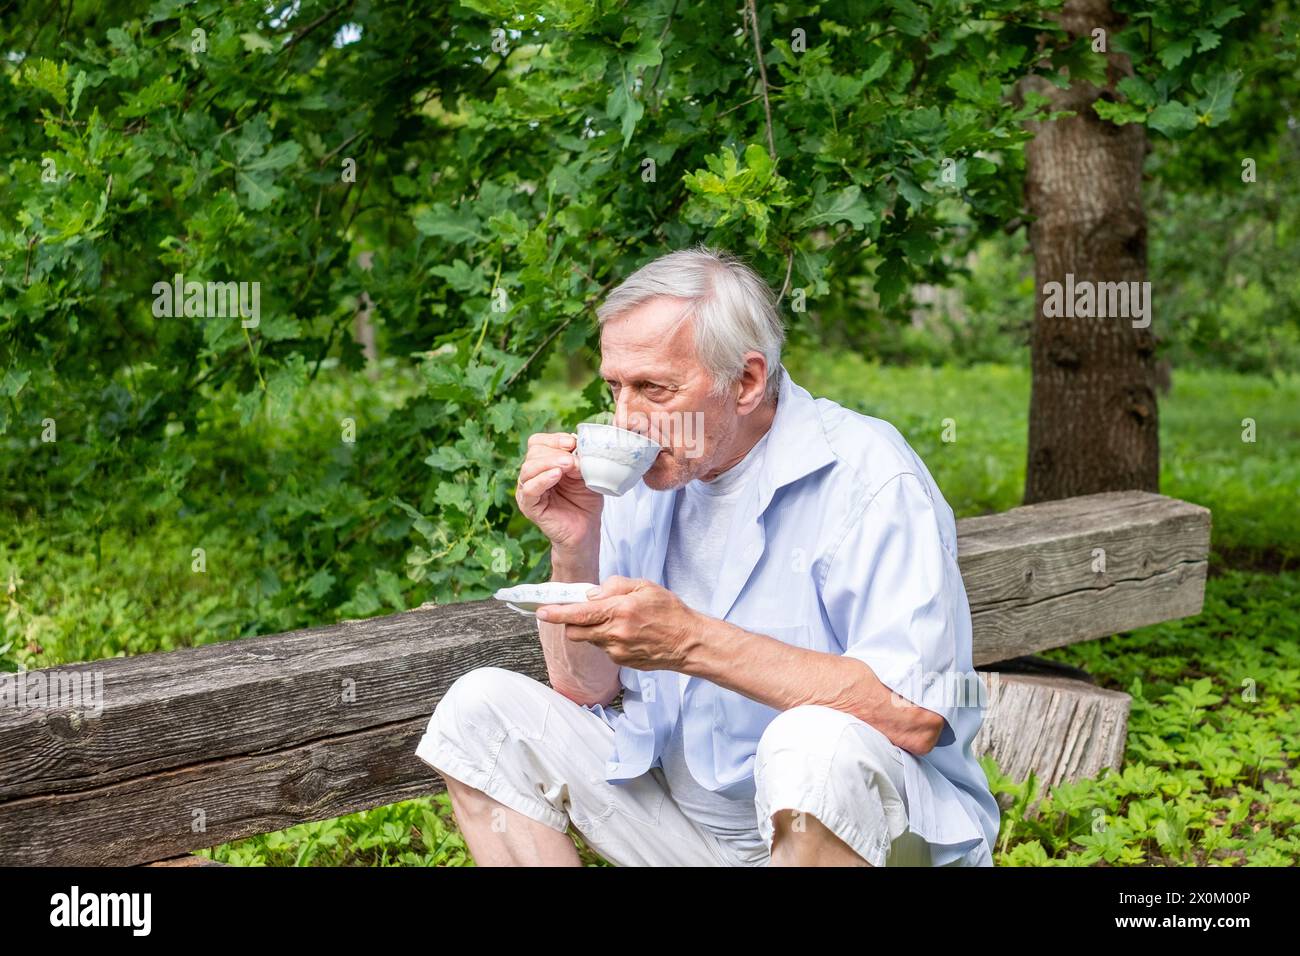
[595, 244, 785, 404]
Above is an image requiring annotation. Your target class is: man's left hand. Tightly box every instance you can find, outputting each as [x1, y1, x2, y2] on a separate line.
[535, 576, 703, 672]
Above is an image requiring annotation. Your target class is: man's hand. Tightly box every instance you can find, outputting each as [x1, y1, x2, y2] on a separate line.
[515, 432, 604, 575]
[535, 576, 703, 672]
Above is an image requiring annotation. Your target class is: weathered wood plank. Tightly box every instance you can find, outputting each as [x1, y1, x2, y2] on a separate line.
[0, 719, 445, 866]
[0, 600, 548, 802]
[961, 486, 1211, 665]
[0, 490, 1207, 864]
[958, 491, 1210, 665]
[972, 671, 1132, 797]
[968, 561, 1207, 666]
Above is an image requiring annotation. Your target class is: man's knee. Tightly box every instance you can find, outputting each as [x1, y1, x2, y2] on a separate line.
[425, 666, 548, 754]
[754, 704, 902, 816]
[756, 703, 887, 768]
[759, 707, 899, 764]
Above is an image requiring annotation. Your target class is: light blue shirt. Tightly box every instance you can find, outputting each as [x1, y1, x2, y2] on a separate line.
[583, 365, 1000, 866]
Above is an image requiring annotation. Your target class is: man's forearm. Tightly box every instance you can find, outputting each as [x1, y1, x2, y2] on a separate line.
[686, 617, 943, 756]
[538, 545, 620, 706]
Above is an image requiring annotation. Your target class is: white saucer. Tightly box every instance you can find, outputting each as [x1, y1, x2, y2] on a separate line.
[494, 582, 598, 616]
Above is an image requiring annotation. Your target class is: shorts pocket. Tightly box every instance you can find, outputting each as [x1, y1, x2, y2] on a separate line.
[586, 773, 667, 831]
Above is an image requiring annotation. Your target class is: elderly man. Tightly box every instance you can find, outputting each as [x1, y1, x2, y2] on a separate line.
[415, 246, 1000, 867]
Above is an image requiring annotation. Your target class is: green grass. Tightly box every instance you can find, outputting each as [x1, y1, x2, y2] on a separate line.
[4, 355, 1297, 865]
[193, 792, 612, 867]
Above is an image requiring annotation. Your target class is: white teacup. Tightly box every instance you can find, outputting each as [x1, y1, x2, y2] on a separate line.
[576, 423, 661, 496]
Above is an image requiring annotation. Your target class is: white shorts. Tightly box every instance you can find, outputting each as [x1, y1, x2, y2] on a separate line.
[415, 665, 961, 867]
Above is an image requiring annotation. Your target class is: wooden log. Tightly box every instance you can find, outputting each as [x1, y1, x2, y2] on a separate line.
[0, 599, 549, 802]
[959, 491, 1210, 666]
[972, 671, 1133, 795]
[0, 490, 1206, 865]
[2, 719, 445, 866]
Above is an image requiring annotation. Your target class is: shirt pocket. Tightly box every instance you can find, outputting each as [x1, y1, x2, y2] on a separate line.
[711, 622, 813, 744]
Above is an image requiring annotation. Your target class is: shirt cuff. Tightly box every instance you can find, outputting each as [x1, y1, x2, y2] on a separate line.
[843, 648, 961, 749]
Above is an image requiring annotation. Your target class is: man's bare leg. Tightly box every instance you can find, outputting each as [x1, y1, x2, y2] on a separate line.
[441, 774, 581, 866]
[768, 809, 872, 867]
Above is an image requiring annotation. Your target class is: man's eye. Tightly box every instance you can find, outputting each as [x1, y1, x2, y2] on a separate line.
[644, 383, 672, 398]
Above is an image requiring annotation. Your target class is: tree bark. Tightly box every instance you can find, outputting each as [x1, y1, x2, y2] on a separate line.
[1019, 0, 1160, 504]
[355, 250, 379, 381]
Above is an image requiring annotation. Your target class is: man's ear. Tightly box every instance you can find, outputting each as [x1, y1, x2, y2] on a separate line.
[735, 352, 769, 415]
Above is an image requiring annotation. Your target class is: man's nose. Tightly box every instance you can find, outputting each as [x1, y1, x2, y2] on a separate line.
[613, 392, 650, 436]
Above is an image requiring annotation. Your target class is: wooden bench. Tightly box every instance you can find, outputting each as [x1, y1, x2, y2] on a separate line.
[0, 490, 1210, 865]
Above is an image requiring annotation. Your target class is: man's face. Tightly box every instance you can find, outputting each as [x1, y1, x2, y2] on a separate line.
[598, 296, 741, 490]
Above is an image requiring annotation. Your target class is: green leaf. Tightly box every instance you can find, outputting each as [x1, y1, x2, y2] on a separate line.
[888, 0, 928, 37]
[118, 74, 181, 117]
[626, 34, 662, 70]
[233, 115, 273, 165]
[235, 389, 262, 427]
[257, 313, 303, 341]
[23, 58, 69, 107]
[1147, 100, 1199, 136]
[434, 480, 471, 514]
[606, 73, 644, 150]
[105, 27, 135, 55]
[946, 67, 997, 104]
[375, 569, 406, 610]
[1210, 4, 1244, 28]
[1093, 99, 1147, 125]
[485, 398, 520, 434]
[428, 259, 485, 294]
[862, 49, 893, 85]
[893, 170, 930, 210]
[303, 569, 336, 599]
[1194, 71, 1241, 127]
[794, 245, 831, 297]
[874, 255, 909, 307]
[743, 142, 773, 181]
[1194, 29, 1221, 54]
[1, 368, 31, 398]
[240, 32, 275, 54]
[424, 445, 470, 471]
[266, 354, 308, 419]
[1116, 75, 1157, 107]
[202, 315, 244, 353]
[1157, 38, 1195, 69]
[236, 170, 283, 210]
[70, 70, 88, 116]
[243, 140, 301, 172]
[799, 184, 876, 230]
[413, 204, 487, 245]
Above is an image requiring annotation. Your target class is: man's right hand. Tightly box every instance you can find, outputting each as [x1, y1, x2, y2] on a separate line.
[516, 432, 603, 573]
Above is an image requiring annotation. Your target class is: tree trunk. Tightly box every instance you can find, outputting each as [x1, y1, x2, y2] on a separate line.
[1019, 0, 1160, 504]
[355, 251, 379, 381]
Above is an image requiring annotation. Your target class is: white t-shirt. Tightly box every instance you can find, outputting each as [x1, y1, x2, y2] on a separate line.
[659, 429, 772, 855]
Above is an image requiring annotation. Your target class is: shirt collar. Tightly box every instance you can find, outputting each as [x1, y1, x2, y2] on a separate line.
[750, 364, 837, 514]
